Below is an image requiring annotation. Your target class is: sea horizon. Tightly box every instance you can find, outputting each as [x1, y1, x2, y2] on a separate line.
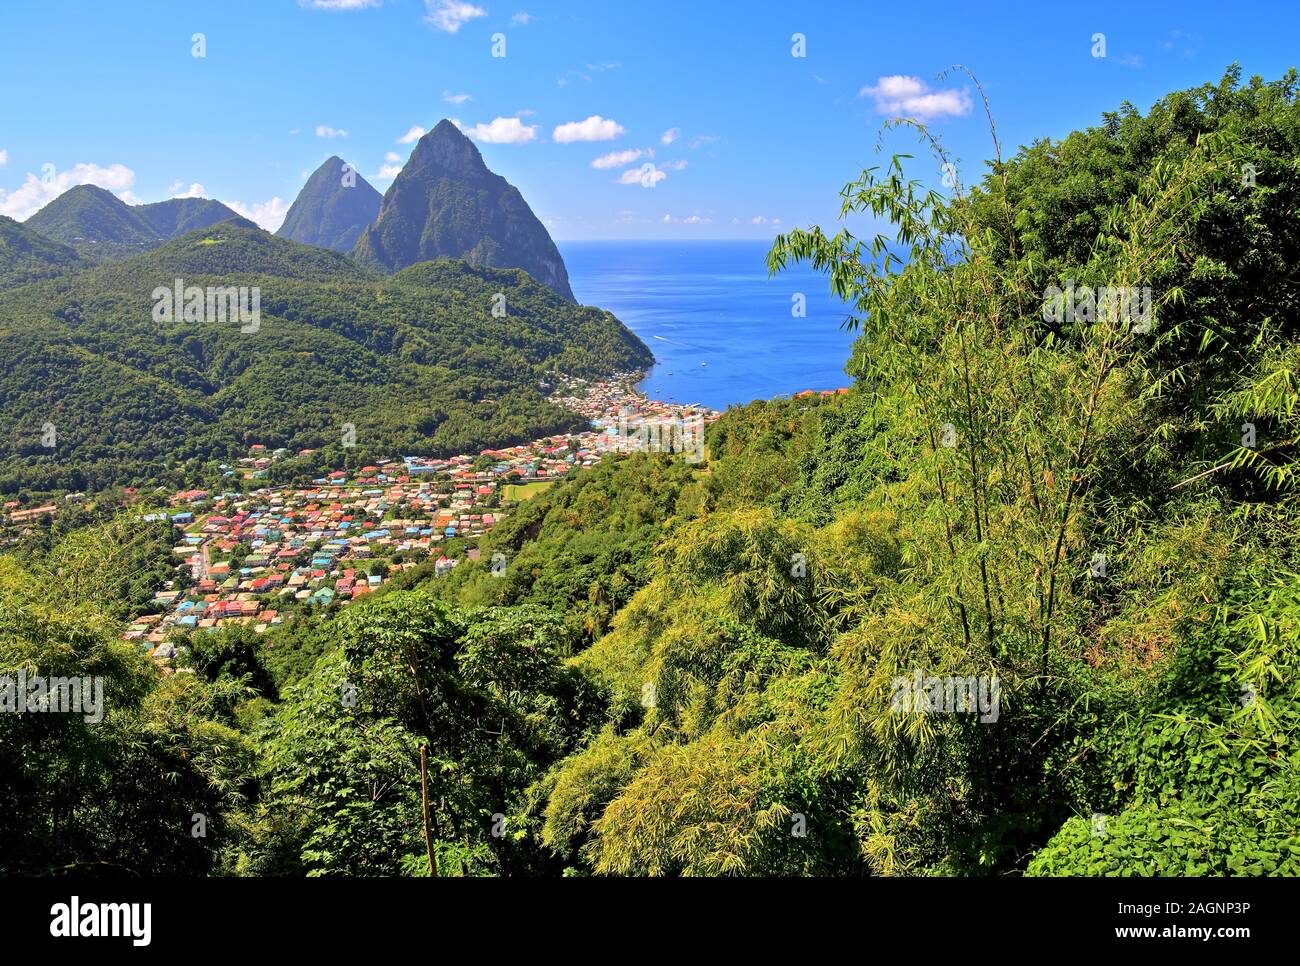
[560, 239, 859, 411]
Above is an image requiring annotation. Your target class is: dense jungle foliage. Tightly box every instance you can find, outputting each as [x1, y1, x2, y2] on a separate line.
[2, 68, 1297, 876]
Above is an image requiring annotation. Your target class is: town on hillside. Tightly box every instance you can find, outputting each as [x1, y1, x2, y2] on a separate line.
[3, 376, 722, 663]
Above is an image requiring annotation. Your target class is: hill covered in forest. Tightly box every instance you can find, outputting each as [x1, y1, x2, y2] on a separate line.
[0, 220, 651, 494]
[23, 184, 242, 260]
[0, 215, 90, 287]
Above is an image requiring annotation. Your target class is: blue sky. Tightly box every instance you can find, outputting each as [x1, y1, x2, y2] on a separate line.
[1, 0, 1296, 239]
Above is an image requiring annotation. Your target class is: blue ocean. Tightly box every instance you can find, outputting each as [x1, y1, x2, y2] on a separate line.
[560, 241, 859, 411]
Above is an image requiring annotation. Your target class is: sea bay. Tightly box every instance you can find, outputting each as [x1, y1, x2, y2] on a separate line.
[562, 240, 859, 411]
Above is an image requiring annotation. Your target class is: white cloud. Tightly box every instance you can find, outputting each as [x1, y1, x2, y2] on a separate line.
[169, 181, 206, 199]
[375, 152, 404, 180]
[315, 124, 349, 138]
[510, 11, 532, 25]
[553, 115, 626, 143]
[442, 90, 472, 105]
[859, 75, 972, 120]
[463, 116, 538, 143]
[425, 0, 485, 33]
[224, 197, 289, 232]
[617, 164, 666, 187]
[1, 162, 137, 221]
[661, 159, 688, 171]
[301, 0, 382, 9]
[396, 125, 427, 144]
[662, 213, 711, 225]
[660, 127, 680, 145]
[0, 149, 7, 166]
[591, 148, 643, 170]
[689, 134, 719, 149]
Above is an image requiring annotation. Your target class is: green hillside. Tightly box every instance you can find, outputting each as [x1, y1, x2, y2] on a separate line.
[0, 215, 90, 287]
[136, 196, 244, 239]
[0, 221, 652, 493]
[24, 184, 159, 259]
[22, 184, 241, 261]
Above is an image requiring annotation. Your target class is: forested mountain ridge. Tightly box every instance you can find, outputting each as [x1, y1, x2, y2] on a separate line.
[0, 220, 651, 494]
[276, 156, 383, 253]
[18, 122, 573, 301]
[136, 196, 247, 240]
[23, 184, 158, 258]
[23, 184, 241, 260]
[353, 120, 576, 301]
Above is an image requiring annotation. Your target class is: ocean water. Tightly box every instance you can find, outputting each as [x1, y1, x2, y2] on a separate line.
[560, 240, 859, 411]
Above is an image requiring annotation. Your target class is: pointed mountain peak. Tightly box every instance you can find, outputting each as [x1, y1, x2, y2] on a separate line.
[429, 118, 471, 142]
[304, 154, 366, 183]
[276, 155, 382, 253]
[319, 155, 351, 174]
[352, 119, 574, 300]
[410, 119, 488, 175]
